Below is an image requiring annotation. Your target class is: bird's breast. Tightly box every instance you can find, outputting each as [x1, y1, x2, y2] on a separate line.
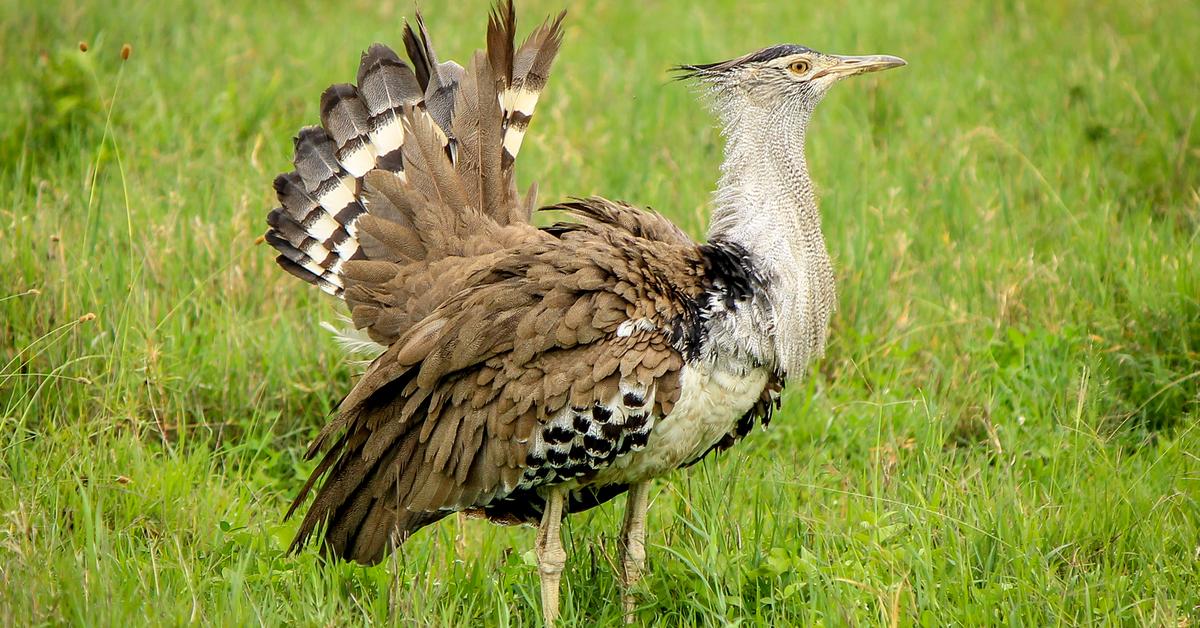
[590, 361, 769, 485]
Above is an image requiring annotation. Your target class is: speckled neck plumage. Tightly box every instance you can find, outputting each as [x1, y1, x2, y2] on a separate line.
[706, 92, 837, 377]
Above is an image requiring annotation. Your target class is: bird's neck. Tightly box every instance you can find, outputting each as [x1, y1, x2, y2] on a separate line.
[706, 98, 836, 377]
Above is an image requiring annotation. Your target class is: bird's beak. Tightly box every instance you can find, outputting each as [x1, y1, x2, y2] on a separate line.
[812, 54, 907, 80]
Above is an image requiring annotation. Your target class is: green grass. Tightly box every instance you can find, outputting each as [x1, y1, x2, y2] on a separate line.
[2, 0, 1198, 624]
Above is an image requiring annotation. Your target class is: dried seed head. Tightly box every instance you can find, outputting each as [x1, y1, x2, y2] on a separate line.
[79, 312, 97, 322]
[253, 234, 266, 245]
[120, 43, 132, 60]
[79, 41, 89, 52]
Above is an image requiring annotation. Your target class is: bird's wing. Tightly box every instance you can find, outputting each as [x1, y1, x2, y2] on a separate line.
[289, 220, 712, 564]
[541, 197, 696, 246]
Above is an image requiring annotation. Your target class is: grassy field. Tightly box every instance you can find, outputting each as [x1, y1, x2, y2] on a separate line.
[2, 0, 1199, 624]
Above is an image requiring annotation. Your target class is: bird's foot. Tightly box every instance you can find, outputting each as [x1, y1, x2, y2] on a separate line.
[619, 549, 645, 623]
[538, 544, 567, 624]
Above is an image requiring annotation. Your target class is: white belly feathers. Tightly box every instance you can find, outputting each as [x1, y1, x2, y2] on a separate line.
[591, 361, 768, 485]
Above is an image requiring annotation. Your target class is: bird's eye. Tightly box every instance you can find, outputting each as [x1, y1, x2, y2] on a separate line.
[788, 60, 811, 75]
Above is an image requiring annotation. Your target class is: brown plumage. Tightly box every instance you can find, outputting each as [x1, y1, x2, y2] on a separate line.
[263, 0, 904, 621]
[291, 224, 709, 560]
[268, 2, 717, 563]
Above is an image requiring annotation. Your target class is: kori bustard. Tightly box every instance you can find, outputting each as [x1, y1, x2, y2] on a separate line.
[263, 2, 903, 621]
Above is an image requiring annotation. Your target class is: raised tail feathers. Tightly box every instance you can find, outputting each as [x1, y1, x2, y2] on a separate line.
[499, 9, 565, 172]
[269, 2, 569, 559]
[266, 170, 363, 297]
[265, 1, 565, 299]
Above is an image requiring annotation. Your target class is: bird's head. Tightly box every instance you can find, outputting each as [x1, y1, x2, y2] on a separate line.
[676, 44, 905, 112]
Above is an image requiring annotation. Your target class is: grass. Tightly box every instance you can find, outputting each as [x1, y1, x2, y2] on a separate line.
[2, 0, 1198, 624]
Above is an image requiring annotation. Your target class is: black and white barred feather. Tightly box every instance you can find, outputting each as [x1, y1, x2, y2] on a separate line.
[266, 43, 419, 297]
[265, 2, 563, 298]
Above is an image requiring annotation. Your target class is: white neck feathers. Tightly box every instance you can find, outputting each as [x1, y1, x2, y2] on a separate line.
[706, 94, 836, 376]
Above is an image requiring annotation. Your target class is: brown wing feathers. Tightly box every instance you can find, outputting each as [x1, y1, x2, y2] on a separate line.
[544, 197, 696, 246]
[290, 236, 700, 563]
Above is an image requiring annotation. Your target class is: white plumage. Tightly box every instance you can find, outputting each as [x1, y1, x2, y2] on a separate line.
[592, 363, 770, 486]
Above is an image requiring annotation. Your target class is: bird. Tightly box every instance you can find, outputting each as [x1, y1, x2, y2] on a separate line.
[262, 1, 904, 622]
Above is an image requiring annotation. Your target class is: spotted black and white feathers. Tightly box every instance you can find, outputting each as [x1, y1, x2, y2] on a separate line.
[517, 385, 657, 488]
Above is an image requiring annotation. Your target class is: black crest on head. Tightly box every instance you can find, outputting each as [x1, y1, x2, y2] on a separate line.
[674, 44, 812, 79]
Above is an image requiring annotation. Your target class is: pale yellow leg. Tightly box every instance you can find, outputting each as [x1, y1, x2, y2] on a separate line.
[619, 482, 651, 623]
[536, 488, 567, 625]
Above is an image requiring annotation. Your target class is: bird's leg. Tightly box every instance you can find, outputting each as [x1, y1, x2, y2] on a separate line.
[535, 487, 567, 625]
[619, 481, 651, 622]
